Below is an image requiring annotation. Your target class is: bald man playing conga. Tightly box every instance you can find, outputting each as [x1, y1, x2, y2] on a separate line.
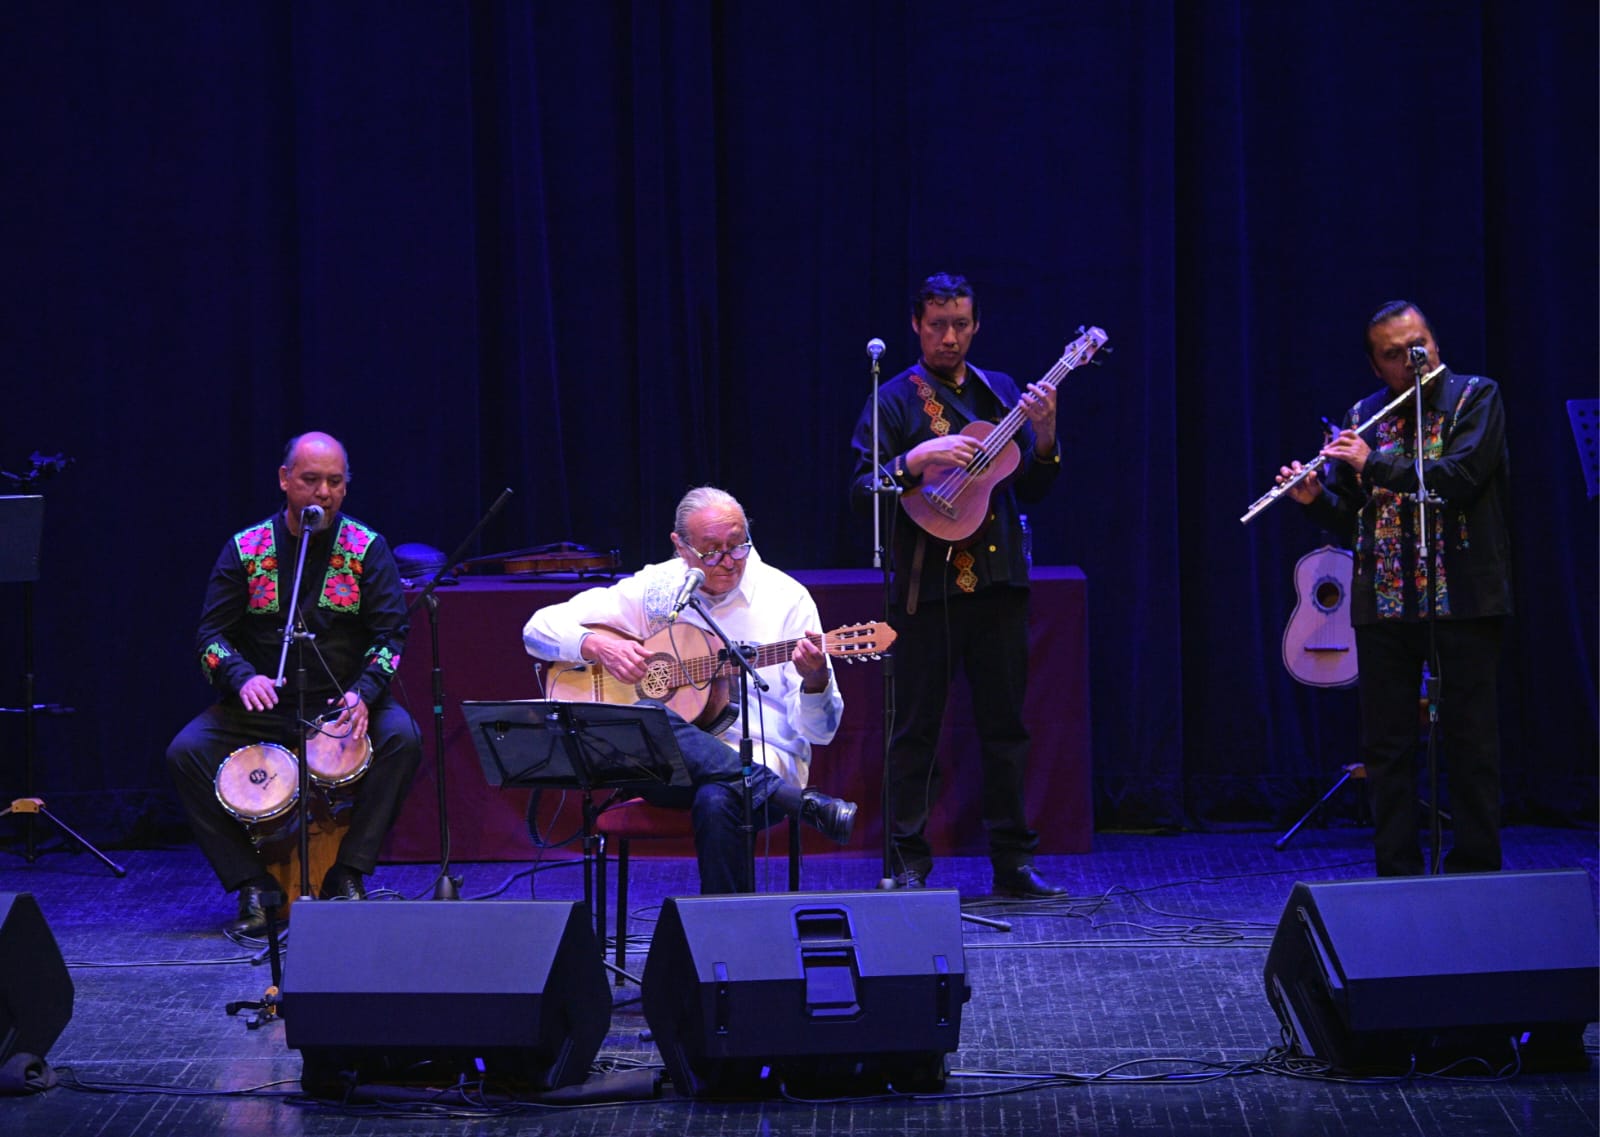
[165, 432, 422, 936]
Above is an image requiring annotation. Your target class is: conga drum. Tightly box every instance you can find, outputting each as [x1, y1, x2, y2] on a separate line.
[305, 727, 372, 788]
[214, 742, 298, 825]
[214, 741, 351, 922]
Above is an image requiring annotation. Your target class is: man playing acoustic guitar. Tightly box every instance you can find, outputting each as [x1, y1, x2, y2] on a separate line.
[849, 272, 1071, 899]
[522, 485, 861, 894]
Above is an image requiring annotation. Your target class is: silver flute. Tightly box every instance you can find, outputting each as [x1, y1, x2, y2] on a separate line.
[1239, 364, 1444, 524]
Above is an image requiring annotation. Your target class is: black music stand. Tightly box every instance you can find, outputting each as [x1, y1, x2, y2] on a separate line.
[0, 495, 124, 875]
[463, 699, 689, 953]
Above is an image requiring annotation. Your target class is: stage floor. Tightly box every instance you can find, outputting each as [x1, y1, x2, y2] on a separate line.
[1, 825, 1596, 1137]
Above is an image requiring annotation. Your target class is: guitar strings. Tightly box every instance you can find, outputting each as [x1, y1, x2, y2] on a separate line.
[926, 336, 1097, 508]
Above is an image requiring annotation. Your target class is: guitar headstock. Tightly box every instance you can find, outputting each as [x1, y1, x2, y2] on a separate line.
[823, 621, 897, 660]
[1062, 326, 1109, 368]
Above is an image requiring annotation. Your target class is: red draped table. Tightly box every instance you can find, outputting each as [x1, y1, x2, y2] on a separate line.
[384, 567, 1091, 862]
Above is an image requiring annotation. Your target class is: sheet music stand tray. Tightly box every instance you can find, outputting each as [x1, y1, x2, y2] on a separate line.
[462, 699, 690, 951]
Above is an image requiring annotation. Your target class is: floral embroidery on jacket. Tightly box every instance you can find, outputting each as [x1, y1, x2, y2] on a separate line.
[200, 640, 232, 678]
[320, 519, 376, 612]
[234, 524, 280, 613]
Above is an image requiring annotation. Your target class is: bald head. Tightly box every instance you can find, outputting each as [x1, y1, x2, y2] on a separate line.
[282, 432, 349, 474]
[279, 432, 349, 534]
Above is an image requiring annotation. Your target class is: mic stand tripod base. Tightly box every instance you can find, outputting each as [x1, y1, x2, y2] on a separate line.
[874, 877, 1012, 932]
[225, 890, 286, 1030]
[1274, 763, 1365, 851]
[959, 909, 1012, 932]
[2, 796, 127, 876]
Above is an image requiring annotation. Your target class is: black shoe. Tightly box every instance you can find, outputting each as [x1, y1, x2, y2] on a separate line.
[224, 879, 279, 938]
[319, 864, 367, 901]
[993, 864, 1067, 899]
[892, 869, 927, 889]
[800, 789, 858, 845]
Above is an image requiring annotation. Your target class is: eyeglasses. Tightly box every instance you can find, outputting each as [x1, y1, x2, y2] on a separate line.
[684, 540, 753, 567]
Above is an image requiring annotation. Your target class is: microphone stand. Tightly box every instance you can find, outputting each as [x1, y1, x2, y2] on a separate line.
[406, 487, 515, 901]
[274, 507, 323, 904]
[864, 344, 903, 891]
[685, 594, 767, 891]
[1408, 350, 1445, 874]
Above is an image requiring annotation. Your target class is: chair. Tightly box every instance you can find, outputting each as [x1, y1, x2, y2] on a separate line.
[593, 798, 801, 981]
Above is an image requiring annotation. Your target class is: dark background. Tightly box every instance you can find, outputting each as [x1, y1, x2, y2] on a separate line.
[1, 1, 1593, 844]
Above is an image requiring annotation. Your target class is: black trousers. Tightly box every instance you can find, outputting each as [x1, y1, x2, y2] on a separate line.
[887, 585, 1037, 878]
[1355, 617, 1504, 877]
[166, 697, 422, 892]
[637, 702, 792, 895]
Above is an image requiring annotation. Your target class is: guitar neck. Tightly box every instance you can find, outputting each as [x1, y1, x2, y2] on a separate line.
[971, 333, 1102, 466]
[674, 636, 802, 684]
[984, 359, 1069, 451]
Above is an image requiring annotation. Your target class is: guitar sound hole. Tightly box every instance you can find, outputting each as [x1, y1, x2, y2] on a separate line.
[1313, 579, 1344, 612]
[636, 658, 675, 701]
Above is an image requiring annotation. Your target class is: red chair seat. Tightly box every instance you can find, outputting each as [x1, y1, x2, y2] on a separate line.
[594, 798, 800, 981]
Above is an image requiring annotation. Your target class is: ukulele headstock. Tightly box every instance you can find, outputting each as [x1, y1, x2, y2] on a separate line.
[1062, 326, 1109, 368]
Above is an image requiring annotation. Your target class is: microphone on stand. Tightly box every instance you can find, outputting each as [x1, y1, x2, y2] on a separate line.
[866, 337, 886, 361]
[300, 504, 325, 532]
[1407, 345, 1428, 372]
[668, 568, 705, 621]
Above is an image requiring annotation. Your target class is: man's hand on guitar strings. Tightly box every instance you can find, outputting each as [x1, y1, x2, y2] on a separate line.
[584, 631, 653, 683]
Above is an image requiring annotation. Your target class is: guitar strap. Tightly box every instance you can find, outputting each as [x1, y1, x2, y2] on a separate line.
[909, 369, 955, 436]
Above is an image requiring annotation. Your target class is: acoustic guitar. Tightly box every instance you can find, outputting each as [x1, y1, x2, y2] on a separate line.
[543, 621, 896, 729]
[1282, 545, 1357, 688]
[901, 325, 1108, 542]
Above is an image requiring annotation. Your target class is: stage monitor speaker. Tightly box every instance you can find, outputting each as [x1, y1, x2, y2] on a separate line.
[642, 889, 970, 1098]
[282, 900, 610, 1095]
[0, 892, 74, 1094]
[1264, 869, 1599, 1073]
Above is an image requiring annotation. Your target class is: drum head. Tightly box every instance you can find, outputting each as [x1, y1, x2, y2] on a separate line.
[215, 742, 299, 822]
[305, 729, 372, 788]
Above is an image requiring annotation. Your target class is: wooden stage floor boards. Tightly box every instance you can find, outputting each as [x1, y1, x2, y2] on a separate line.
[1, 825, 1595, 1137]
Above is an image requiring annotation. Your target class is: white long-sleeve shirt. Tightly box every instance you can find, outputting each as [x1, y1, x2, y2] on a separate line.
[521, 550, 843, 787]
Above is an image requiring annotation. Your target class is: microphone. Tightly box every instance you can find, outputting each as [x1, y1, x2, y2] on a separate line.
[301, 504, 325, 532]
[866, 337, 886, 361]
[1407, 345, 1428, 369]
[668, 567, 705, 621]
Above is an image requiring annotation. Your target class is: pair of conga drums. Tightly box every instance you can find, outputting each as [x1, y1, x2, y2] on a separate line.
[213, 727, 371, 915]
